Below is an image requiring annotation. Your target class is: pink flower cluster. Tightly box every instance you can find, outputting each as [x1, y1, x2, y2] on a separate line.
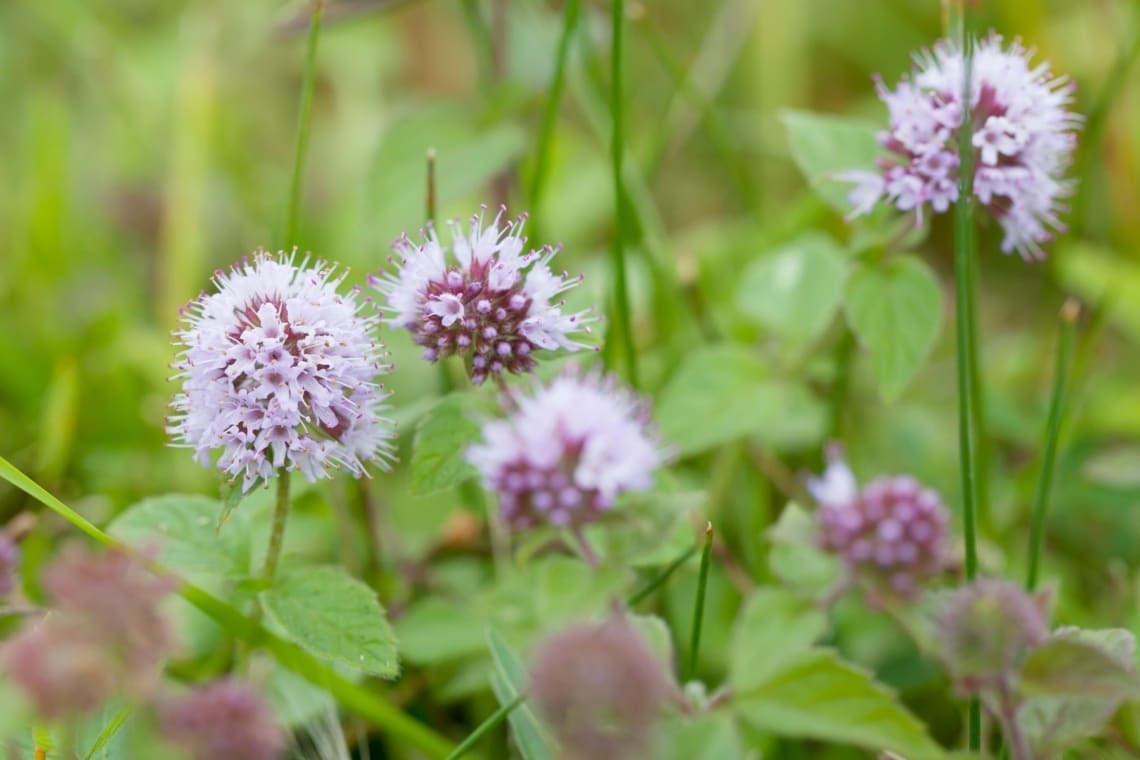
[809, 449, 950, 599]
[842, 34, 1080, 259]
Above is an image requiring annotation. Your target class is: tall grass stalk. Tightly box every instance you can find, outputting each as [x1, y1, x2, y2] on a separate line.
[685, 523, 714, 681]
[528, 0, 580, 225]
[445, 693, 525, 760]
[1025, 300, 1079, 590]
[282, 0, 324, 248]
[608, 0, 639, 388]
[950, 2, 982, 748]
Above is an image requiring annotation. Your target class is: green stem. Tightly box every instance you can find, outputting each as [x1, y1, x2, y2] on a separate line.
[445, 693, 525, 760]
[0, 455, 456, 759]
[608, 0, 639, 388]
[626, 543, 700, 606]
[262, 468, 291, 586]
[282, 0, 324, 248]
[528, 0, 580, 224]
[951, 9, 982, 751]
[1025, 300, 1078, 590]
[685, 523, 714, 682]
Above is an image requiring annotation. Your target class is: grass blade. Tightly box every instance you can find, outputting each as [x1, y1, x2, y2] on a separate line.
[685, 522, 714, 681]
[282, 0, 324, 248]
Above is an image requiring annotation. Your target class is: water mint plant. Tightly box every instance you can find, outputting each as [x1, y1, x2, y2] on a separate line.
[3, 1, 1138, 759]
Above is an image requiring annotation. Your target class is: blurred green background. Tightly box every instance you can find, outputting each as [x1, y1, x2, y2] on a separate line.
[2, 0, 1140, 748]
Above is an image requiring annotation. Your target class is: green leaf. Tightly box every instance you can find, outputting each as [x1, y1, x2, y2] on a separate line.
[108, 494, 249, 578]
[261, 566, 399, 678]
[767, 503, 841, 597]
[845, 255, 943, 401]
[781, 110, 882, 212]
[1020, 628, 1140, 700]
[735, 649, 946, 759]
[486, 628, 556, 760]
[729, 587, 828, 692]
[410, 393, 487, 496]
[737, 232, 849, 351]
[656, 345, 826, 457]
[654, 712, 745, 760]
[394, 598, 486, 665]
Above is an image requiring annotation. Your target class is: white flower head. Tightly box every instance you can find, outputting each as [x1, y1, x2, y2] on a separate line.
[169, 252, 394, 492]
[466, 368, 666, 532]
[844, 34, 1080, 260]
[370, 206, 595, 384]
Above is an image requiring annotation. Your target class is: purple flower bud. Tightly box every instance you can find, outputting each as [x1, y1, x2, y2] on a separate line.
[467, 368, 666, 533]
[373, 208, 594, 380]
[938, 578, 1050, 693]
[157, 679, 287, 760]
[530, 617, 671, 760]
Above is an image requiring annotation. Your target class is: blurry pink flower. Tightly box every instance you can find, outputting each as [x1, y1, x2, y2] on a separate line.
[157, 679, 287, 760]
[467, 368, 665, 532]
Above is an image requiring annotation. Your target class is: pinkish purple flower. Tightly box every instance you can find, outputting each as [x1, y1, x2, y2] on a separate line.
[808, 448, 950, 599]
[170, 253, 394, 492]
[844, 34, 1080, 260]
[1, 546, 177, 719]
[370, 207, 594, 385]
[466, 369, 665, 532]
[157, 679, 287, 760]
[0, 533, 18, 597]
[530, 616, 671, 760]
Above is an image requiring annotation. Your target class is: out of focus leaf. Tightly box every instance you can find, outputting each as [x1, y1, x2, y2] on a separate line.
[395, 597, 486, 665]
[656, 345, 826, 457]
[729, 586, 827, 691]
[845, 255, 942, 402]
[734, 649, 946, 759]
[781, 110, 881, 212]
[654, 711, 745, 760]
[261, 566, 399, 678]
[410, 392, 489, 495]
[767, 503, 841, 596]
[736, 232, 849, 352]
[487, 628, 556, 760]
[1020, 628, 1140, 700]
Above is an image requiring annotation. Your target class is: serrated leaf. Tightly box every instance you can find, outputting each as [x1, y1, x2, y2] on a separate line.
[782, 110, 882, 212]
[654, 712, 745, 760]
[108, 494, 248, 578]
[735, 649, 946, 759]
[410, 393, 486, 495]
[487, 628, 556, 760]
[845, 255, 943, 401]
[1020, 630, 1140, 700]
[261, 566, 399, 678]
[737, 232, 849, 350]
[730, 587, 828, 691]
[656, 345, 826, 457]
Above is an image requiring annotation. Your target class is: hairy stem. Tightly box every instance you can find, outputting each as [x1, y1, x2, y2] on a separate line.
[262, 468, 291, 587]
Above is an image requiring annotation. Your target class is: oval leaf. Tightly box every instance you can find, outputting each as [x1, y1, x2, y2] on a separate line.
[410, 393, 487, 495]
[845, 255, 943, 401]
[108, 494, 248, 578]
[782, 110, 882, 212]
[261, 566, 399, 678]
[730, 587, 828, 692]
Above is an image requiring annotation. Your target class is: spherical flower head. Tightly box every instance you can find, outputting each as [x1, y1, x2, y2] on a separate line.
[157, 679, 287, 760]
[466, 368, 665, 532]
[1, 546, 177, 719]
[170, 252, 394, 492]
[937, 578, 1049, 692]
[371, 206, 595, 384]
[530, 617, 671, 760]
[809, 448, 949, 599]
[842, 33, 1080, 260]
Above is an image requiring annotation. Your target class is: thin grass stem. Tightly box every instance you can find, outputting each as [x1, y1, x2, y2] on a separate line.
[282, 0, 324, 248]
[529, 0, 579, 225]
[1025, 300, 1079, 590]
[627, 543, 700, 606]
[444, 693, 525, 760]
[685, 522, 714, 681]
[608, 0, 639, 388]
